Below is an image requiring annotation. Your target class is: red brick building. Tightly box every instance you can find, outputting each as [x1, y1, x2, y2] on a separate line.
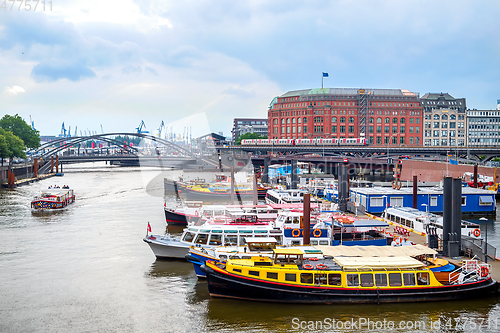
[267, 88, 423, 147]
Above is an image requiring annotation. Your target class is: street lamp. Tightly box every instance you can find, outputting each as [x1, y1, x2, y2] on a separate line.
[479, 217, 488, 263]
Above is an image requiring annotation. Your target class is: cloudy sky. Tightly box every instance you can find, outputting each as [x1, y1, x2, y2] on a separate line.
[1, 0, 499, 138]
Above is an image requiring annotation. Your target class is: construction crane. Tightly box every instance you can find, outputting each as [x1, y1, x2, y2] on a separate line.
[157, 121, 165, 137]
[136, 120, 149, 134]
[67, 126, 71, 137]
[101, 124, 104, 134]
[74, 126, 78, 137]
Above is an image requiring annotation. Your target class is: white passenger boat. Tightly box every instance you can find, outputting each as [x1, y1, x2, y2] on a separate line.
[265, 189, 321, 205]
[143, 210, 333, 259]
[383, 207, 482, 239]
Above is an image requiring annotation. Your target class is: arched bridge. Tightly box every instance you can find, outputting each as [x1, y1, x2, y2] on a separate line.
[31, 133, 199, 173]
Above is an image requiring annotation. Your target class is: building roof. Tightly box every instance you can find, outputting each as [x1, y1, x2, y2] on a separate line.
[280, 88, 419, 98]
[421, 92, 457, 101]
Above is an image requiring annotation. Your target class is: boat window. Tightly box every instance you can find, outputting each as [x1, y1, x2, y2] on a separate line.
[360, 273, 374, 287]
[285, 273, 296, 282]
[291, 240, 301, 246]
[328, 273, 342, 286]
[417, 272, 430, 285]
[239, 236, 247, 245]
[209, 234, 222, 246]
[347, 274, 359, 287]
[389, 273, 402, 286]
[267, 272, 278, 280]
[219, 255, 227, 260]
[311, 240, 318, 245]
[375, 273, 388, 287]
[194, 234, 209, 245]
[300, 273, 313, 284]
[403, 273, 416, 286]
[182, 232, 196, 243]
[315, 273, 328, 285]
[224, 235, 238, 246]
[232, 268, 241, 273]
[248, 270, 259, 277]
[319, 240, 329, 245]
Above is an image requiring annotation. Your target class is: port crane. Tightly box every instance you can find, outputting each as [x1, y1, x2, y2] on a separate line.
[59, 122, 67, 137]
[157, 121, 165, 138]
[136, 120, 149, 134]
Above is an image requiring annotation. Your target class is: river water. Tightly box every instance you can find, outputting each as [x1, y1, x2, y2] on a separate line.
[1, 162, 500, 333]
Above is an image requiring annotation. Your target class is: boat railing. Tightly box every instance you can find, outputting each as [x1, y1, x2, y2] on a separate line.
[448, 259, 491, 285]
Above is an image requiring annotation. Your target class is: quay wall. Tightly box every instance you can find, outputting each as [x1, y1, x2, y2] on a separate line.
[401, 160, 498, 183]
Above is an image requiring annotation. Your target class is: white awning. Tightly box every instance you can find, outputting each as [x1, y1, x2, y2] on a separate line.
[333, 256, 425, 269]
[314, 244, 437, 258]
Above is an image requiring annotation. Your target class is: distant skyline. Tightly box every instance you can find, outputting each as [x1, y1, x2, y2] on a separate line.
[1, 1, 499, 137]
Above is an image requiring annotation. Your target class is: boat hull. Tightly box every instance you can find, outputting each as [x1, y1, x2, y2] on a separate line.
[201, 264, 497, 304]
[143, 235, 190, 259]
[164, 208, 201, 225]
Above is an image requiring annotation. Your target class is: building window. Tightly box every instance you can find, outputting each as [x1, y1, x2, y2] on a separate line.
[349, 126, 354, 133]
[332, 126, 337, 133]
[393, 117, 398, 124]
[303, 126, 307, 133]
[332, 117, 337, 123]
[400, 126, 405, 133]
[369, 117, 374, 123]
[303, 117, 307, 123]
[385, 118, 389, 124]
[369, 126, 374, 133]
[349, 117, 354, 123]
[340, 117, 346, 123]
[400, 118, 405, 124]
[400, 137, 405, 144]
[340, 126, 345, 133]
[376, 137, 381, 144]
[377, 117, 382, 123]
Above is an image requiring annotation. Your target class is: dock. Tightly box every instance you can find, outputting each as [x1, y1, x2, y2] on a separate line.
[1, 173, 57, 188]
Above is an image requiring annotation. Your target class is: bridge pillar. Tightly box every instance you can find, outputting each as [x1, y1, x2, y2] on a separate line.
[51, 156, 54, 173]
[338, 164, 349, 212]
[262, 157, 269, 184]
[291, 159, 298, 189]
[56, 155, 59, 173]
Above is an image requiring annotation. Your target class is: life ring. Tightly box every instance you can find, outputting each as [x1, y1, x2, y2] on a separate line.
[303, 264, 314, 270]
[309, 258, 319, 261]
[292, 229, 301, 237]
[481, 266, 489, 277]
[395, 237, 401, 245]
[473, 229, 481, 237]
[195, 210, 199, 216]
[316, 264, 327, 270]
[329, 184, 334, 190]
[313, 229, 322, 238]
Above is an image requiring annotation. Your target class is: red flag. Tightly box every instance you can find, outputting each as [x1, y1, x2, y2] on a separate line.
[147, 222, 151, 232]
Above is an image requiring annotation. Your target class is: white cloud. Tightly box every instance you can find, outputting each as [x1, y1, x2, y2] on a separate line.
[3, 85, 26, 96]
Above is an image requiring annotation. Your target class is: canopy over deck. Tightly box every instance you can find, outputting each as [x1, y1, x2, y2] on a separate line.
[314, 244, 437, 257]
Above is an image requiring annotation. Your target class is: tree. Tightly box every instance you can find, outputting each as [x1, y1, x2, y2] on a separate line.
[0, 114, 40, 149]
[0, 128, 25, 160]
[235, 133, 267, 145]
